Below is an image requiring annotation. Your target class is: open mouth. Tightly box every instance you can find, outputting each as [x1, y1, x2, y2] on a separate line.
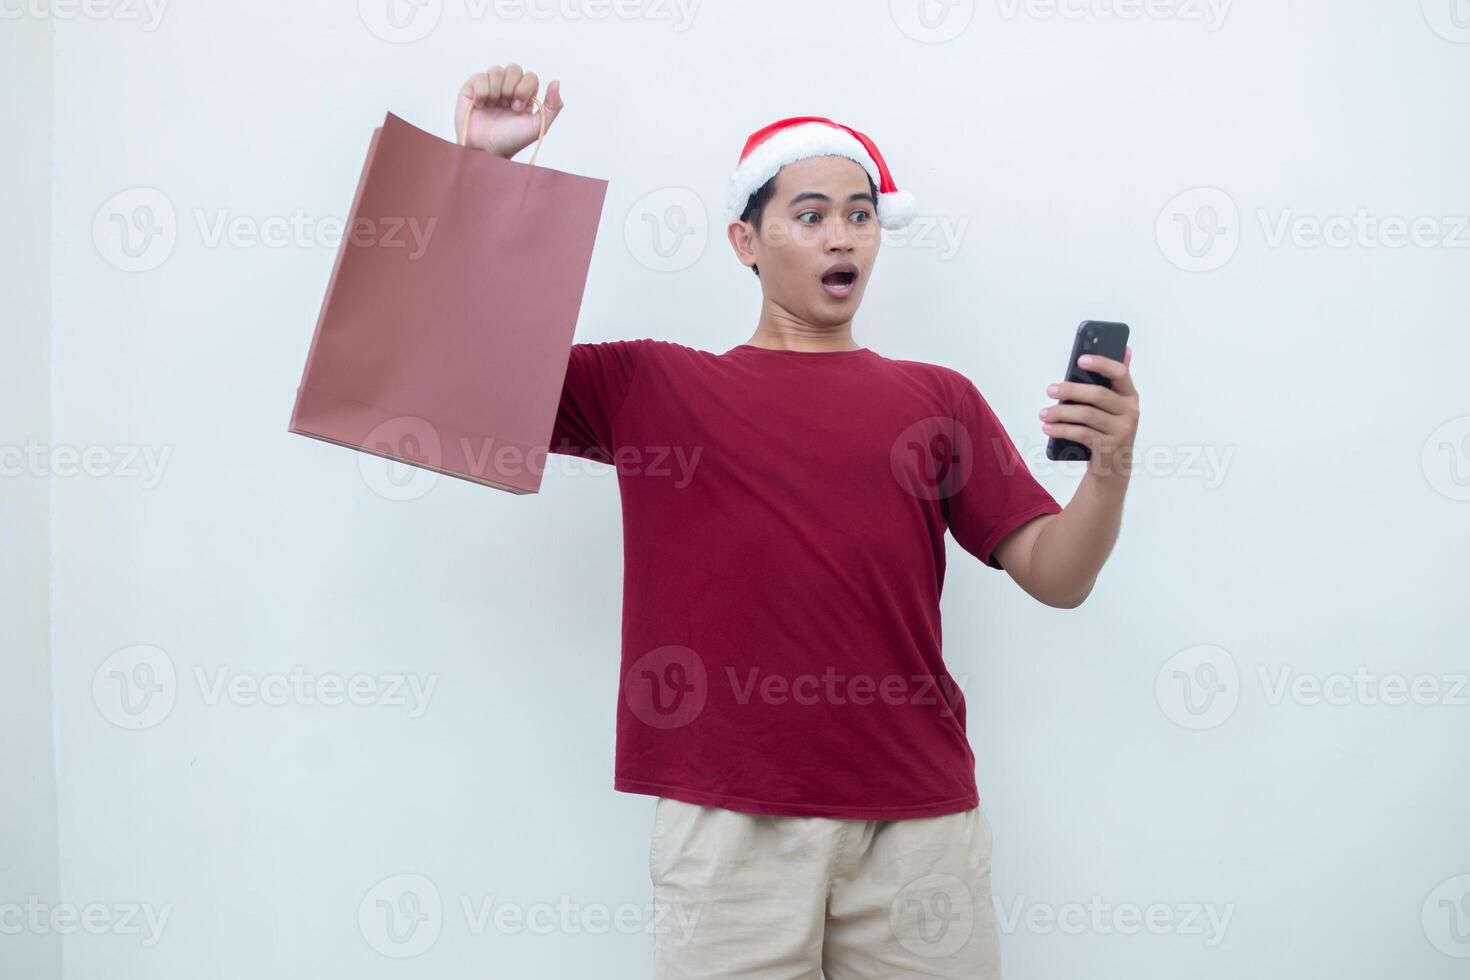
[820, 265, 859, 299]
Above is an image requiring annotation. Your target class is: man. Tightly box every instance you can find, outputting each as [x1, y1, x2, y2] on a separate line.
[457, 64, 1140, 979]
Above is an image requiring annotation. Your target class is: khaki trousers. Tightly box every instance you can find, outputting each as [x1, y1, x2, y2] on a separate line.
[649, 796, 1003, 979]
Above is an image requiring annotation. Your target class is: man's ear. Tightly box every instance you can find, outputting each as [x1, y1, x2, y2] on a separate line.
[727, 219, 757, 273]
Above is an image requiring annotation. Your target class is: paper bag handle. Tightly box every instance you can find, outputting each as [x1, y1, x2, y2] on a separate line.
[459, 94, 549, 168]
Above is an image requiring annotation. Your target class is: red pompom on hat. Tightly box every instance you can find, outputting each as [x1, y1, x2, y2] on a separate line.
[726, 115, 918, 231]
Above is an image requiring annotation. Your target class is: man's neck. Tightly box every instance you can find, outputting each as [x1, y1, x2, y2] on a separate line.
[744, 305, 860, 352]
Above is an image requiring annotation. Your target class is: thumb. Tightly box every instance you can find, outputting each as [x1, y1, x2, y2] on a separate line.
[539, 79, 565, 131]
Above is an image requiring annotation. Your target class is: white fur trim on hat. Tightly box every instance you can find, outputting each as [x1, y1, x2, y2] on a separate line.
[726, 122, 915, 230]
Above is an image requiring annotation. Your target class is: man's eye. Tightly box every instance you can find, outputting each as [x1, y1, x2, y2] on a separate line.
[798, 211, 821, 224]
[850, 210, 871, 222]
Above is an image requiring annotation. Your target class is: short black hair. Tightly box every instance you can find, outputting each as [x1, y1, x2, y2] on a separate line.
[738, 169, 880, 277]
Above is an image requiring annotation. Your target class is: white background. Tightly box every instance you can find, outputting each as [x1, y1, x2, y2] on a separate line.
[4, 0, 1469, 977]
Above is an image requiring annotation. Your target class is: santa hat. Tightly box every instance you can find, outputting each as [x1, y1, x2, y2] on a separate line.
[726, 115, 918, 231]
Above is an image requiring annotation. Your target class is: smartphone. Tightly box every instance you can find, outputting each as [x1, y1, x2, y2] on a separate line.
[1045, 320, 1130, 462]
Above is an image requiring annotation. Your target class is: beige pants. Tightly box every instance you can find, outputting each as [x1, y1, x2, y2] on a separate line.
[649, 796, 1002, 979]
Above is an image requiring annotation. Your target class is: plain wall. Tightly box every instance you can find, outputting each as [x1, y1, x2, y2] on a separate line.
[0, 10, 63, 980]
[21, 1, 1470, 978]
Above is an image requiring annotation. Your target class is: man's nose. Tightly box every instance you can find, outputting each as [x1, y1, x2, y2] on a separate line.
[826, 223, 854, 250]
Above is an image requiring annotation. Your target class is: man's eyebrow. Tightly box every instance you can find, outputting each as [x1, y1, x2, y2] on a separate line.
[787, 191, 877, 207]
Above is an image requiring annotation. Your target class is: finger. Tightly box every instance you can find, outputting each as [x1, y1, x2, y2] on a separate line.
[1042, 422, 1099, 448]
[511, 70, 539, 112]
[1079, 351, 1138, 399]
[1042, 403, 1119, 432]
[543, 78, 564, 112]
[1049, 381, 1124, 410]
[498, 63, 524, 105]
[540, 78, 564, 127]
[457, 71, 491, 139]
[460, 70, 490, 104]
[1077, 352, 1125, 379]
[482, 65, 506, 106]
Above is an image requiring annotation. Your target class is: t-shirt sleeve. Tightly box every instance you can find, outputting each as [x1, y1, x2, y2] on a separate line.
[943, 378, 1064, 570]
[547, 340, 647, 462]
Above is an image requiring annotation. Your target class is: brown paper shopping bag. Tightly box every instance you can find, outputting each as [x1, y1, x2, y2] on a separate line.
[289, 100, 607, 493]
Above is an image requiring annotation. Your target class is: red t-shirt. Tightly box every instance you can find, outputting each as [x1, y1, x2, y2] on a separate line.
[548, 340, 1062, 819]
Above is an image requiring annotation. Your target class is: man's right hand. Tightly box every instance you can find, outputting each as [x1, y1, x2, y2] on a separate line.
[456, 64, 565, 159]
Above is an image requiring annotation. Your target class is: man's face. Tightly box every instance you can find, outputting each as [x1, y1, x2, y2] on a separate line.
[731, 155, 881, 326]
